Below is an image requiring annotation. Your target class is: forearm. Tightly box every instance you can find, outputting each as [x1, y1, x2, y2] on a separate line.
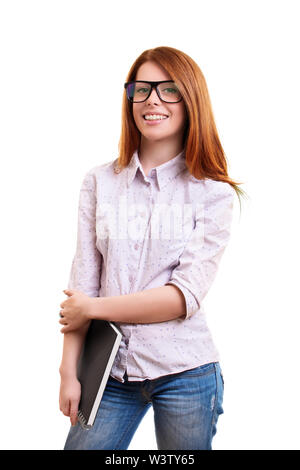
[89, 285, 186, 324]
[59, 321, 90, 378]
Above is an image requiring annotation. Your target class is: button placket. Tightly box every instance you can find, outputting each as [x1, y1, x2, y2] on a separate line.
[127, 179, 155, 294]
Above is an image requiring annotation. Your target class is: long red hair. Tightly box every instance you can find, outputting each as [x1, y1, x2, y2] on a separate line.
[117, 46, 247, 205]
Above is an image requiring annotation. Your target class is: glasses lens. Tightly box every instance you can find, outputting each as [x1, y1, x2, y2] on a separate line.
[157, 81, 182, 102]
[126, 82, 151, 102]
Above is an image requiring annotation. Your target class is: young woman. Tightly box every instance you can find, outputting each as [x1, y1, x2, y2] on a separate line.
[58, 46, 245, 450]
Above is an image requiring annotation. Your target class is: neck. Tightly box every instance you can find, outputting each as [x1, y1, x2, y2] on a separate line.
[138, 138, 184, 177]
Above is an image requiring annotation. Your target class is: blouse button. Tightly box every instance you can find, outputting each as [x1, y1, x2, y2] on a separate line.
[114, 166, 121, 174]
[134, 243, 139, 250]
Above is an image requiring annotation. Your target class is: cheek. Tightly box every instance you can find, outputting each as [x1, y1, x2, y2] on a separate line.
[133, 111, 144, 133]
[178, 103, 187, 123]
[171, 107, 187, 130]
[132, 106, 137, 121]
[132, 105, 142, 124]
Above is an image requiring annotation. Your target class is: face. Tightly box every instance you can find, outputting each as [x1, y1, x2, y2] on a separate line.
[132, 61, 187, 145]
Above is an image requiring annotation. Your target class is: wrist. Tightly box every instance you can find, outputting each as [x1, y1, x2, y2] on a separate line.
[86, 296, 105, 320]
[59, 365, 78, 380]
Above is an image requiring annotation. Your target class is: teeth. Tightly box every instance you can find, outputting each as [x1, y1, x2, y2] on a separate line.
[144, 114, 168, 121]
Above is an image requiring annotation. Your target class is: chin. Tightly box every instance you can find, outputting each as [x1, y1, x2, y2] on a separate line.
[143, 133, 171, 141]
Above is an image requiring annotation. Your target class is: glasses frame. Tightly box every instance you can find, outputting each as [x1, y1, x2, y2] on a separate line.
[124, 80, 183, 103]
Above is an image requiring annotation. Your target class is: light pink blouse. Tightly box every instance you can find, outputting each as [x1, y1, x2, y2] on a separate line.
[67, 149, 235, 382]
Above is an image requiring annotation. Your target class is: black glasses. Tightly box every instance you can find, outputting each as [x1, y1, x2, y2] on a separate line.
[124, 80, 183, 103]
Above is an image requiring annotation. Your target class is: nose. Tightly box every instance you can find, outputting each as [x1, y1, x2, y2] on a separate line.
[146, 86, 161, 104]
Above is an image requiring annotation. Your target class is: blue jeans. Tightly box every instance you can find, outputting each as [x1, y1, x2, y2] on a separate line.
[64, 361, 224, 450]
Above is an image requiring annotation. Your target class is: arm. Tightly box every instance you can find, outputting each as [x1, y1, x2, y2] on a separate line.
[59, 169, 101, 423]
[165, 180, 235, 320]
[59, 326, 90, 426]
[59, 325, 90, 379]
[87, 284, 186, 324]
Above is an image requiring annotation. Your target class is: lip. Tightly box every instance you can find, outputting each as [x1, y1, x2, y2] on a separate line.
[142, 112, 169, 118]
[143, 117, 168, 126]
[142, 114, 169, 126]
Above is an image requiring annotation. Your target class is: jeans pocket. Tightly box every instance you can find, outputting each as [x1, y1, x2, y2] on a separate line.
[220, 370, 224, 386]
[210, 366, 224, 439]
[216, 367, 224, 414]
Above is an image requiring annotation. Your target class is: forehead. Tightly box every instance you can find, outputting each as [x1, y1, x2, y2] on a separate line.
[135, 61, 171, 81]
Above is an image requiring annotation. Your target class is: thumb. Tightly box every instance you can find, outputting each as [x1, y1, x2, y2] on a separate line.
[63, 289, 74, 296]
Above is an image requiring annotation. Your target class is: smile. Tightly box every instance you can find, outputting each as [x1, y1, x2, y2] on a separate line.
[143, 114, 169, 121]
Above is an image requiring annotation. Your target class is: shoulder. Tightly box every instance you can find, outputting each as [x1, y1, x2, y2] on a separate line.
[203, 179, 235, 216]
[85, 158, 117, 179]
[186, 176, 235, 217]
[80, 158, 120, 189]
[187, 175, 235, 200]
[204, 178, 235, 198]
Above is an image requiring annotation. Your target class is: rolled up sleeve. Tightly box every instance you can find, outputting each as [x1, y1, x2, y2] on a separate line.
[67, 169, 102, 297]
[166, 180, 235, 320]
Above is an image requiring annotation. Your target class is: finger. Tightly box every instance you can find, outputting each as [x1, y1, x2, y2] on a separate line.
[70, 401, 79, 426]
[60, 399, 70, 417]
[63, 289, 74, 296]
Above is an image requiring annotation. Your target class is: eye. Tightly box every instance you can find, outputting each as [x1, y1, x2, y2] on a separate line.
[163, 87, 177, 94]
[136, 87, 149, 94]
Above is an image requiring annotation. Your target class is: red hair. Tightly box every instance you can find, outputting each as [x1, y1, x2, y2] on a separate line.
[117, 46, 247, 205]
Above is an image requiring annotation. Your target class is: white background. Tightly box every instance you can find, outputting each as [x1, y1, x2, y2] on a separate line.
[0, 0, 299, 450]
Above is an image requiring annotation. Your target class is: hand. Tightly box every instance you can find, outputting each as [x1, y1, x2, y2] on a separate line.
[59, 289, 93, 333]
[59, 375, 81, 426]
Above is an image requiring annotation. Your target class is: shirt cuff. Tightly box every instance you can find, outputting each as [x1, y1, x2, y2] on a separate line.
[166, 281, 199, 320]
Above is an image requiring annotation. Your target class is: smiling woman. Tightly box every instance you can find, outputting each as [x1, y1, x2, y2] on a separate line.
[59, 45, 245, 451]
[130, 61, 188, 176]
[118, 47, 245, 202]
